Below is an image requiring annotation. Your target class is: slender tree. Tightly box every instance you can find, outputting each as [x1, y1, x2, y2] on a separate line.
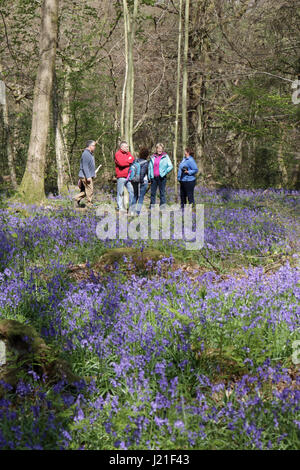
[16, 0, 59, 203]
[182, 0, 190, 150]
[121, 0, 129, 141]
[53, 68, 72, 195]
[121, 0, 139, 153]
[173, 0, 183, 201]
[0, 74, 17, 189]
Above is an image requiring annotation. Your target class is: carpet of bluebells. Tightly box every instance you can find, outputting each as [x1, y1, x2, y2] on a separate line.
[0, 188, 299, 450]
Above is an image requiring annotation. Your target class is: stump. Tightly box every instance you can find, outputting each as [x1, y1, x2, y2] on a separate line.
[0, 319, 80, 396]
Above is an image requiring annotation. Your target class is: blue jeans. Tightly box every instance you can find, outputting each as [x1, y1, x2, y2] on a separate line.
[132, 182, 148, 214]
[150, 176, 167, 208]
[117, 178, 134, 210]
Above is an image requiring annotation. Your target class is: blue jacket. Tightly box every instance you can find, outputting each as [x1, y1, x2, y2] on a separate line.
[148, 153, 173, 180]
[177, 156, 198, 182]
[78, 149, 95, 179]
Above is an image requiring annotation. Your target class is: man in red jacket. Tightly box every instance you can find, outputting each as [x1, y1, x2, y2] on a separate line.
[115, 141, 134, 212]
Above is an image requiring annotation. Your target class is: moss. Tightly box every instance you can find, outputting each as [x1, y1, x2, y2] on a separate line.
[12, 171, 46, 205]
[98, 247, 165, 267]
[58, 184, 70, 198]
[0, 319, 47, 354]
[7, 206, 31, 218]
[0, 319, 81, 395]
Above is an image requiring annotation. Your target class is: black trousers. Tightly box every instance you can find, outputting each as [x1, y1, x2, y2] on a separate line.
[180, 180, 196, 208]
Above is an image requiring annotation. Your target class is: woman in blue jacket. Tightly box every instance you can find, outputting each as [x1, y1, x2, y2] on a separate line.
[177, 147, 198, 208]
[148, 143, 173, 208]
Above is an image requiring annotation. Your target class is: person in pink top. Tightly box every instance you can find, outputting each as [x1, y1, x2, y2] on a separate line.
[148, 143, 173, 208]
[153, 153, 163, 177]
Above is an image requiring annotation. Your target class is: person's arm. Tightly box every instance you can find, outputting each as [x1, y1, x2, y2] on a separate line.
[177, 161, 182, 181]
[148, 158, 153, 181]
[115, 151, 134, 168]
[166, 155, 173, 174]
[187, 157, 198, 176]
[82, 152, 93, 180]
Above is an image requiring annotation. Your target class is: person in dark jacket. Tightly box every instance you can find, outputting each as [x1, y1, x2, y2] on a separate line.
[131, 147, 150, 215]
[177, 147, 198, 208]
[74, 140, 96, 208]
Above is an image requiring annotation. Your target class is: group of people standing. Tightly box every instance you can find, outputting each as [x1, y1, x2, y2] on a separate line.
[74, 139, 199, 212]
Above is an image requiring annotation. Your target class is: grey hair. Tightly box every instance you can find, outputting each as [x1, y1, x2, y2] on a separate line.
[120, 141, 128, 147]
[86, 140, 96, 148]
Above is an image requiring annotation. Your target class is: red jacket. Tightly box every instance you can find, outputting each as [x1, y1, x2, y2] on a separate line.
[115, 149, 134, 178]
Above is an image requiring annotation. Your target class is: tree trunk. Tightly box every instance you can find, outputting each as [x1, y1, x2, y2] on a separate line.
[190, 72, 205, 175]
[188, 0, 212, 178]
[16, 0, 59, 203]
[276, 124, 288, 188]
[0, 79, 17, 190]
[53, 71, 71, 195]
[173, 0, 183, 202]
[122, 0, 139, 154]
[121, 0, 129, 141]
[129, 0, 139, 154]
[182, 0, 190, 150]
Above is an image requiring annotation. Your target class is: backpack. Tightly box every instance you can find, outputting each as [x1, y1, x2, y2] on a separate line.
[139, 160, 148, 183]
[127, 160, 141, 183]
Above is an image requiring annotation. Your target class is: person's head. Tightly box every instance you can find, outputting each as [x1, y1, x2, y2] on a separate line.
[156, 143, 164, 155]
[120, 141, 129, 153]
[184, 147, 193, 157]
[139, 147, 149, 160]
[86, 140, 96, 153]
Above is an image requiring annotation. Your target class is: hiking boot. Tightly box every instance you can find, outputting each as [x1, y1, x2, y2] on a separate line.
[73, 198, 81, 209]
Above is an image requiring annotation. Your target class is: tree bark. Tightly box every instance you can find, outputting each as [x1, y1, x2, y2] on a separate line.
[182, 0, 190, 150]
[16, 0, 59, 203]
[173, 0, 183, 202]
[121, 0, 129, 141]
[190, 72, 205, 175]
[129, 0, 139, 154]
[276, 124, 288, 188]
[0, 78, 17, 190]
[122, 0, 139, 154]
[53, 71, 72, 195]
[188, 0, 213, 177]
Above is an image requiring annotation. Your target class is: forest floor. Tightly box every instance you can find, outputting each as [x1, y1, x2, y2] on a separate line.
[0, 186, 299, 450]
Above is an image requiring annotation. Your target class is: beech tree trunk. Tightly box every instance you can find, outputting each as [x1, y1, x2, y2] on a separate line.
[16, 0, 59, 203]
